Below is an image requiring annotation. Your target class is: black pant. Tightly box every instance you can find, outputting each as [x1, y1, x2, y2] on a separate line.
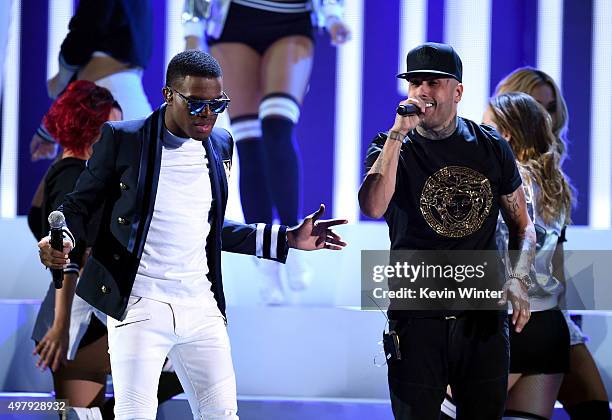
[388, 313, 509, 420]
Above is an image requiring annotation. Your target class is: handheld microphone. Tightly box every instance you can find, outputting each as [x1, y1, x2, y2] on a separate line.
[396, 104, 420, 116]
[48, 211, 66, 289]
[396, 102, 434, 116]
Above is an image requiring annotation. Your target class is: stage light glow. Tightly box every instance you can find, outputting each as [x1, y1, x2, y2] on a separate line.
[397, 0, 427, 96]
[537, 0, 564, 85]
[589, 0, 612, 228]
[1, 0, 21, 218]
[46, 0, 72, 79]
[444, 0, 491, 122]
[333, 0, 363, 222]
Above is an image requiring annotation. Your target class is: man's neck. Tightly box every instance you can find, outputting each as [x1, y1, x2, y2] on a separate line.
[416, 115, 458, 140]
[164, 114, 188, 139]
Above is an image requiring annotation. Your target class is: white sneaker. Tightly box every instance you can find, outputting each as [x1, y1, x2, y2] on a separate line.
[285, 252, 312, 291]
[256, 258, 285, 305]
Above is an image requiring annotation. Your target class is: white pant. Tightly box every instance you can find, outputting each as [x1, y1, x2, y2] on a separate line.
[107, 296, 238, 420]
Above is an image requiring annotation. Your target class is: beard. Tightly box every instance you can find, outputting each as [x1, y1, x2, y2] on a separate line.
[418, 104, 454, 131]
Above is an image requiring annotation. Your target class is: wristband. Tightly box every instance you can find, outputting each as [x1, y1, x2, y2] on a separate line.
[36, 125, 56, 144]
[388, 130, 406, 142]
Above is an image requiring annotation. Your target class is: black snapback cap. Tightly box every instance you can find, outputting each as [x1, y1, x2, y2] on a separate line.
[397, 42, 463, 83]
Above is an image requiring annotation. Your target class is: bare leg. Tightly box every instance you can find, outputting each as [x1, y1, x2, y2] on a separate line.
[210, 43, 262, 118]
[261, 35, 314, 103]
[52, 334, 110, 408]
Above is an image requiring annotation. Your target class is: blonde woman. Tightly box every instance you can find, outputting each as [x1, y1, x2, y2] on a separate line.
[483, 92, 572, 419]
[496, 68, 610, 420]
[495, 67, 568, 160]
[441, 92, 579, 420]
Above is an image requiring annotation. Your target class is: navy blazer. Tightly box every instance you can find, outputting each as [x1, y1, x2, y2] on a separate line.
[63, 106, 288, 320]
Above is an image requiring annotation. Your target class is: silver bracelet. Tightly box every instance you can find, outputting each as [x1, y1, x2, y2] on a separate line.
[508, 273, 533, 290]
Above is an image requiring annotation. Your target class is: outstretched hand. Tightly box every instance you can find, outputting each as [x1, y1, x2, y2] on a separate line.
[287, 204, 348, 251]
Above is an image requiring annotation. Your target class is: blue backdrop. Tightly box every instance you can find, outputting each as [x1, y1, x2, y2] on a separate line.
[2, 0, 601, 226]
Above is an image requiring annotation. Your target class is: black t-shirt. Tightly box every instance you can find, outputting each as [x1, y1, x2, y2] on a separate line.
[365, 117, 522, 318]
[366, 117, 522, 250]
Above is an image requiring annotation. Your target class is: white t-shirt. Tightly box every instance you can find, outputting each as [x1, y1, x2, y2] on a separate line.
[132, 128, 219, 313]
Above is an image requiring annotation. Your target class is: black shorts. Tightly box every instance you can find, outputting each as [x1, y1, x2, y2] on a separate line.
[207, 2, 314, 55]
[509, 309, 570, 374]
[78, 314, 107, 349]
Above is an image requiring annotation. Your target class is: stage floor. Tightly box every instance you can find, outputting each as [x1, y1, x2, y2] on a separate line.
[0, 393, 602, 419]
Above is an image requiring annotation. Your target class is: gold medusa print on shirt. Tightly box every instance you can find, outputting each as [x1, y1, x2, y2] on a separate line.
[420, 166, 492, 238]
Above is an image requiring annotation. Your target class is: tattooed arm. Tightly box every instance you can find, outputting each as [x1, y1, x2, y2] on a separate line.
[499, 186, 537, 332]
[359, 98, 426, 218]
[358, 138, 403, 219]
[500, 186, 536, 264]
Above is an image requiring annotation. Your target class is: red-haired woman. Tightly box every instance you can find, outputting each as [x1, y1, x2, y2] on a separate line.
[31, 80, 121, 417]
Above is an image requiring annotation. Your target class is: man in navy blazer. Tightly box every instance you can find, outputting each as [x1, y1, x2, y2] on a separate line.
[39, 50, 347, 419]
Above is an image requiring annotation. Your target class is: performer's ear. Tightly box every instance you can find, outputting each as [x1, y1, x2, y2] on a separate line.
[454, 83, 463, 103]
[162, 87, 173, 104]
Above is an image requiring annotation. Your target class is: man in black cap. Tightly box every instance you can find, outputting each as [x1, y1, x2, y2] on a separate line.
[359, 42, 536, 419]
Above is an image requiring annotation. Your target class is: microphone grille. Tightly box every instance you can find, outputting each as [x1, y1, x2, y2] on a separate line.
[48, 211, 66, 229]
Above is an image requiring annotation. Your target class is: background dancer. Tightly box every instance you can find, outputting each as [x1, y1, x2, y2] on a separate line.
[182, 0, 351, 304]
[31, 0, 153, 161]
[441, 91, 574, 420]
[496, 67, 611, 420]
[31, 81, 121, 419]
[488, 92, 572, 420]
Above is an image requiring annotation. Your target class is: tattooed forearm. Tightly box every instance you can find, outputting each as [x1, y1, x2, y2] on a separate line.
[510, 223, 536, 277]
[369, 153, 387, 174]
[501, 189, 537, 278]
[416, 116, 458, 140]
[359, 138, 402, 218]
